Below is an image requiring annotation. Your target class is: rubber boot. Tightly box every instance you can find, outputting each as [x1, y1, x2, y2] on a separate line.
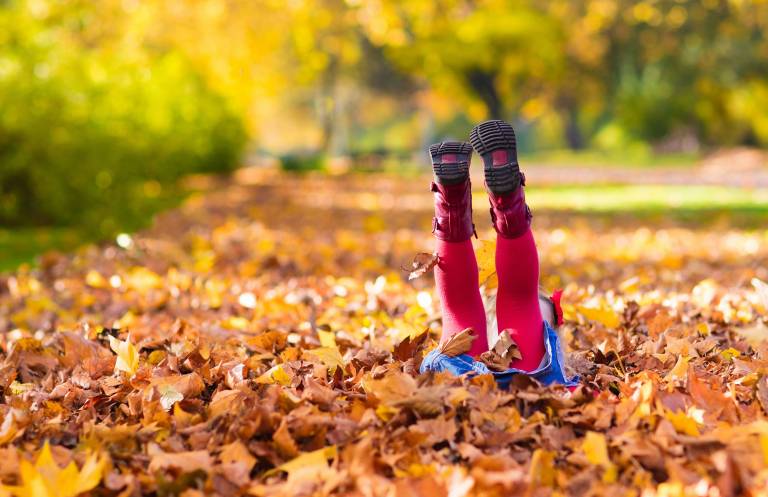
[429, 141, 476, 242]
[469, 120, 531, 239]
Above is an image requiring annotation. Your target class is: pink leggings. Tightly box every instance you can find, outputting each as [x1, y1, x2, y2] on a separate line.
[434, 229, 545, 371]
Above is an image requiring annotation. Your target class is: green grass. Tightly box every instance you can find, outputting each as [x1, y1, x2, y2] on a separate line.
[353, 149, 700, 173]
[0, 227, 81, 272]
[524, 149, 699, 168]
[0, 182, 191, 273]
[524, 184, 768, 211]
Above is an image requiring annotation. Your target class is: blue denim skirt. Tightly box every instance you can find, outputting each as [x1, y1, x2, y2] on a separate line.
[419, 321, 579, 389]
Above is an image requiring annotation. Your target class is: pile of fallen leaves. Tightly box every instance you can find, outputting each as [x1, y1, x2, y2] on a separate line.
[2, 171, 768, 497]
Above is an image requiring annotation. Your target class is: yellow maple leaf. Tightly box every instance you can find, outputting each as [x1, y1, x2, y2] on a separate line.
[696, 322, 710, 336]
[582, 431, 617, 483]
[317, 329, 337, 348]
[305, 346, 344, 373]
[263, 445, 338, 482]
[577, 303, 620, 328]
[255, 365, 292, 386]
[664, 355, 689, 382]
[108, 334, 139, 376]
[5, 441, 105, 497]
[665, 408, 702, 436]
[476, 239, 498, 289]
[720, 348, 740, 360]
[529, 449, 555, 487]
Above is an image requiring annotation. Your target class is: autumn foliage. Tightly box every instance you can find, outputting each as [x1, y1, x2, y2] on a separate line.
[2, 171, 768, 496]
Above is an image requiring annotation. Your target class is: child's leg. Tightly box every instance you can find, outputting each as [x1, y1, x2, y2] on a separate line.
[496, 229, 545, 371]
[429, 142, 488, 356]
[470, 120, 544, 371]
[434, 239, 488, 356]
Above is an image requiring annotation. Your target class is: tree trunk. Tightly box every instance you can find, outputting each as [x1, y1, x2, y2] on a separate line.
[467, 69, 502, 119]
[318, 57, 339, 154]
[561, 102, 584, 150]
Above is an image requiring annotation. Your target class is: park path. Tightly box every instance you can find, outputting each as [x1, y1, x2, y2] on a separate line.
[522, 162, 768, 188]
[489, 148, 768, 188]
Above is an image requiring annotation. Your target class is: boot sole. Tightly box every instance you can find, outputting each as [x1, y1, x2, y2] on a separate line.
[469, 120, 516, 156]
[429, 141, 472, 185]
[429, 141, 473, 159]
[469, 120, 520, 193]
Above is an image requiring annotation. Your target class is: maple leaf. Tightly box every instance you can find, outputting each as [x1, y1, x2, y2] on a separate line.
[581, 431, 617, 483]
[0, 411, 20, 446]
[393, 330, 428, 362]
[220, 441, 256, 472]
[255, 365, 292, 386]
[274, 446, 337, 481]
[158, 385, 184, 411]
[108, 334, 139, 376]
[475, 239, 498, 289]
[478, 350, 508, 371]
[316, 326, 337, 348]
[439, 328, 476, 357]
[758, 376, 768, 416]
[4, 442, 105, 497]
[246, 330, 287, 352]
[404, 252, 438, 281]
[529, 449, 555, 487]
[148, 450, 213, 474]
[577, 302, 620, 329]
[665, 408, 704, 436]
[305, 346, 345, 373]
[150, 373, 205, 401]
[491, 329, 522, 360]
[664, 355, 690, 383]
[273, 420, 299, 459]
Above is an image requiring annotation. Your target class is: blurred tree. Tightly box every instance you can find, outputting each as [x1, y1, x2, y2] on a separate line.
[357, 0, 562, 121]
[358, 0, 768, 150]
[0, 0, 246, 230]
[3, 0, 768, 184]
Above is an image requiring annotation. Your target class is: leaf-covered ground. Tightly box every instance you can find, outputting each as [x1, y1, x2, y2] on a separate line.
[2, 170, 768, 497]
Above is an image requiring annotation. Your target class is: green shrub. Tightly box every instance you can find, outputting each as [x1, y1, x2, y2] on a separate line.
[279, 153, 326, 172]
[0, 2, 247, 234]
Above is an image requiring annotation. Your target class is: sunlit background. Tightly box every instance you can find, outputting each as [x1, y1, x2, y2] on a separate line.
[1, 0, 768, 268]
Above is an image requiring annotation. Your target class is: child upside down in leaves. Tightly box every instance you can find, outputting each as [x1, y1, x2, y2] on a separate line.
[419, 120, 578, 388]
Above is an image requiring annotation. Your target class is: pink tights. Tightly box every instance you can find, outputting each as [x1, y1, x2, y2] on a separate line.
[435, 229, 544, 371]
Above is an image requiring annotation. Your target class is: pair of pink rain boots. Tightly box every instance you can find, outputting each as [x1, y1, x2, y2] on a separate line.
[430, 120, 530, 243]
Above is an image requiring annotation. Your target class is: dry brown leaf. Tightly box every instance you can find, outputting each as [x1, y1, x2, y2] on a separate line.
[493, 329, 522, 361]
[150, 372, 205, 398]
[438, 328, 477, 357]
[478, 351, 509, 372]
[2, 170, 768, 496]
[220, 441, 256, 469]
[757, 375, 768, 416]
[148, 450, 213, 474]
[274, 420, 299, 459]
[393, 331, 429, 362]
[404, 252, 438, 281]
